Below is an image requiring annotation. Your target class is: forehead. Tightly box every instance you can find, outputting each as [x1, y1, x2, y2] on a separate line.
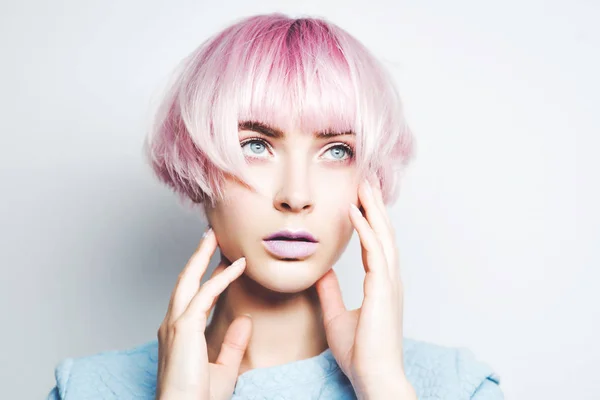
[236, 79, 357, 139]
[230, 23, 359, 140]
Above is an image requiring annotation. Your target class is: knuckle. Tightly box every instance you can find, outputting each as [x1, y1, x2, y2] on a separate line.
[157, 319, 170, 337]
[170, 319, 188, 336]
[200, 279, 220, 298]
[171, 314, 206, 335]
[222, 340, 245, 353]
[175, 269, 189, 284]
[175, 274, 185, 287]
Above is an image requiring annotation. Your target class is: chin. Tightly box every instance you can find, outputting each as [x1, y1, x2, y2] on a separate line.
[244, 256, 328, 294]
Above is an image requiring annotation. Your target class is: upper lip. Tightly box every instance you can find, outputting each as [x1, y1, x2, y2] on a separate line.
[264, 229, 318, 243]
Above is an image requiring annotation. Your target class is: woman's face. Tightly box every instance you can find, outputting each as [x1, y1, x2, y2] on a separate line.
[204, 121, 360, 293]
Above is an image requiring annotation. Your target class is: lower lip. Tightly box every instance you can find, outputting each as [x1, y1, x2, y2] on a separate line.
[262, 240, 318, 259]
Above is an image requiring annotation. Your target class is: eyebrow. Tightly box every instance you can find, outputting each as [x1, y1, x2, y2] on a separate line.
[238, 120, 354, 139]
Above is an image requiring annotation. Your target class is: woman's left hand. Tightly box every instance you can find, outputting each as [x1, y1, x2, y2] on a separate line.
[315, 177, 417, 400]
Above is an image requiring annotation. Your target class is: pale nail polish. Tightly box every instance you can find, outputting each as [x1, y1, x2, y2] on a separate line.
[232, 257, 246, 267]
[364, 179, 373, 195]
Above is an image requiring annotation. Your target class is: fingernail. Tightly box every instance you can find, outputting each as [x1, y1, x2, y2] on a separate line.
[232, 257, 246, 267]
[242, 313, 252, 319]
[202, 227, 212, 238]
[364, 179, 373, 195]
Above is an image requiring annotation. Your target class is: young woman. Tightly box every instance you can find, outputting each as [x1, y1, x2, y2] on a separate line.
[47, 13, 502, 400]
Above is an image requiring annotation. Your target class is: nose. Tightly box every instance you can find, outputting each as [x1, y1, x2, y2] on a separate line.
[273, 160, 314, 214]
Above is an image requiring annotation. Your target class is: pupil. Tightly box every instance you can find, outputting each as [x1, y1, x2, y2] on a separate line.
[332, 148, 344, 158]
[251, 142, 265, 153]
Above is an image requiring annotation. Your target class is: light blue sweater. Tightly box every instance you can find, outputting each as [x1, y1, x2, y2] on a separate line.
[47, 338, 502, 399]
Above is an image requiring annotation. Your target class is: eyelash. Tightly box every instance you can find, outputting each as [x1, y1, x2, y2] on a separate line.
[239, 137, 355, 161]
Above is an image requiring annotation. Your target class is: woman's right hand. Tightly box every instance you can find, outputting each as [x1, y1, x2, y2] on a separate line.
[155, 228, 252, 400]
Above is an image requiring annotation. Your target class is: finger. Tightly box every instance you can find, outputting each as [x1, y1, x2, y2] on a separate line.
[370, 175, 397, 254]
[371, 179, 402, 280]
[315, 269, 347, 327]
[368, 174, 393, 232]
[215, 315, 253, 370]
[349, 203, 388, 276]
[359, 179, 395, 267]
[184, 257, 246, 324]
[360, 178, 390, 234]
[204, 262, 227, 320]
[168, 228, 218, 323]
[363, 177, 399, 278]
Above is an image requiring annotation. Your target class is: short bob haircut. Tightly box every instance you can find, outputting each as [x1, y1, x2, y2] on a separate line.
[144, 13, 415, 211]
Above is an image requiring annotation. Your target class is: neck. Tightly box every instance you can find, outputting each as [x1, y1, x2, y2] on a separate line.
[204, 264, 328, 375]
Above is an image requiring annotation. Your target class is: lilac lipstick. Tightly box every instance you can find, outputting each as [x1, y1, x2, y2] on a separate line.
[262, 229, 318, 259]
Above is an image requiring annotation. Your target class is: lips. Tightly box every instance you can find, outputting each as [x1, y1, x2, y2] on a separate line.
[264, 230, 317, 242]
[262, 229, 319, 259]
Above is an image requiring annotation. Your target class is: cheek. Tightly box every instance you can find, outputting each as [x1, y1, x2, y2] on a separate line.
[221, 191, 254, 222]
[314, 173, 358, 237]
[315, 170, 359, 207]
[204, 183, 264, 251]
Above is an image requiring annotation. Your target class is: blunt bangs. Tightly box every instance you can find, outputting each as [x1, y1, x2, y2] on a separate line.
[144, 13, 414, 211]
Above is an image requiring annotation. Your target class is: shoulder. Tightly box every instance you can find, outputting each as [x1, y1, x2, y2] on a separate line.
[45, 338, 502, 400]
[403, 338, 503, 400]
[47, 339, 159, 400]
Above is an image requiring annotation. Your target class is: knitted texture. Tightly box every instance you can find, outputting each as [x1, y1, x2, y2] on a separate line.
[47, 338, 502, 399]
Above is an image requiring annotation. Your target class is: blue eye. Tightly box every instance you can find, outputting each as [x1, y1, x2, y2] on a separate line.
[323, 144, 353, 161]
[241, 139, 269, 157]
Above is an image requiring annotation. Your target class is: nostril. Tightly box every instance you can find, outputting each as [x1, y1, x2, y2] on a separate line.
[275, 198, 313, 212]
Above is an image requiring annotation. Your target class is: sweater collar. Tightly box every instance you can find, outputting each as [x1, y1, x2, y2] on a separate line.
[233, 347, 345, 395]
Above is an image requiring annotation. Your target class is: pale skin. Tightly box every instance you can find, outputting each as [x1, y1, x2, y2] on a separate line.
[155, 123, 417, 400]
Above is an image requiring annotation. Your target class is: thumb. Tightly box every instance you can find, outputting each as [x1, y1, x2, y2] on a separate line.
[315, 269, 347, 327]
[204, 263, 226, 320]
[215, 315, 253, 371]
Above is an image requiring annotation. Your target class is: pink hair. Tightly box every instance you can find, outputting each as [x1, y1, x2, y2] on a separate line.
[144, 13, 415, 211]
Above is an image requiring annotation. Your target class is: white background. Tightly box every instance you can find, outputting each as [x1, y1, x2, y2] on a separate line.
[1, 0, 597, 399]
